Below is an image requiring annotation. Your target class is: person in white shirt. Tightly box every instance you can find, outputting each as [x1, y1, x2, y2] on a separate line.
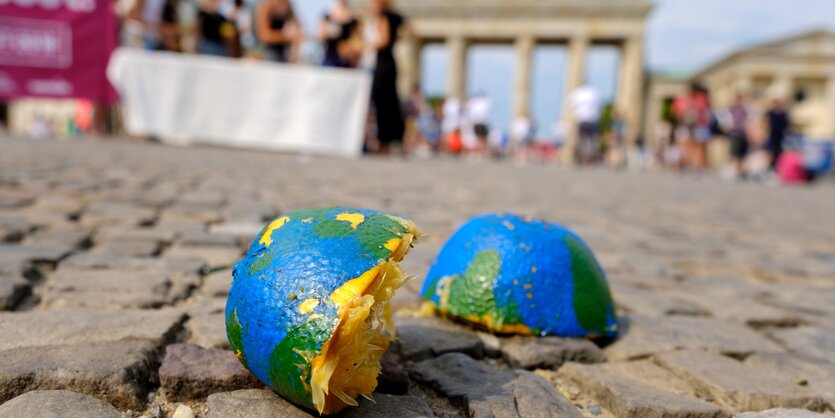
[569, 83, 601, 164]
[465, 93, 491, 155]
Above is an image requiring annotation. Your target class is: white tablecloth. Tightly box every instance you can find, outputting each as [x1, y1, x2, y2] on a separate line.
[108, 49, 371, 158]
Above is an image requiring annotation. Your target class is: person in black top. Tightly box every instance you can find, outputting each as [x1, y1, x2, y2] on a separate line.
[197, 0, 235, 57]
[255, 0, 302, 63]
[368, 0, 406, 154]
[158, 0, 181, 52]
[765, 98, 791, 169]
[318, 0, 360, 68]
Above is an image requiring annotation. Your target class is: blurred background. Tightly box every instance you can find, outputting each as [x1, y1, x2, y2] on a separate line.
[1, 0, 834, 183]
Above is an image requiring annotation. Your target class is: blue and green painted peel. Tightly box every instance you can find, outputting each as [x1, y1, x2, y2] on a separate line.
[420, 213, 617, 338]
[225, 207, 419, 414]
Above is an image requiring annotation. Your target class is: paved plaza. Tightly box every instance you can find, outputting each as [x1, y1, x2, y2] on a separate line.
[0, 136, 834, 418]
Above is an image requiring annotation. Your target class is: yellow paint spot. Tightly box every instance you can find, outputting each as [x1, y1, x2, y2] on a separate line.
[259, 216, 290, 247]
[235, 350, 244, 361]
[531, 266, 537, 273]
[298, 298, 320, 314]
[502, 221, 515, 230]
[523, 283, 533, 290]
[383, 237, 399, 252]
[308, 313, 323, 322]
[497, 323, 534, 335]
[513, 279, 519, 286]
[330, 266, 380, 307]
[335, 212, 365, 229]
[526, 292, 533, 299]
[302, 218, 314, 223]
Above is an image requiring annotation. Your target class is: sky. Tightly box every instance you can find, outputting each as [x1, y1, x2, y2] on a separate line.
[294, 0, 835, 134]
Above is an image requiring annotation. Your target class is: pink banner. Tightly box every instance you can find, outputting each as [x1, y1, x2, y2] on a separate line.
[0, 0, 118, 103]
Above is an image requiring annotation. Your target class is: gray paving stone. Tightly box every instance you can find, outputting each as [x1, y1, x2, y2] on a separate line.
[88, 240, 161, 257]
[183, 297, 229, 349]
[500, 335, 606, 370]
[201, 270, 232, 297]
[767, 326, 835, 365]
[613, 285, 708, 317]
[61, 253, 207, 274]
[411, 352, 583, 418]
[0, 275, 30, 310]
[80, 202, 157, 227]
[0, 243, 76, 264]
[736, 409, 831, 418]
[23, 228, 91, 247]
[395, 316, 484, 361]
[0, 390, 123, 418]
[177, 231, 241, 248]
[745, 353, 835, 405]
[0, 190, 35, 208]
[206, 389, 313, 418]
[164, 245, 242, 269]
[605, 315, 784, 360]
[0, 340, 157, 409]
[556, 362, 729, 418]
[654, 350, 827, 412]
[378, 349, 409, 395]
[339, 394, 435, 418]
[0, 214, 32, 242]
[0, 308, 186, 350]
[160, 344, 262, 401]
[39, 268, 199, 309]
[208, 222, 264, 241]
[93, 226, 178, 245]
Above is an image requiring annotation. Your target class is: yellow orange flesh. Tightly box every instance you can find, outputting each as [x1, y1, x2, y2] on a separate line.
[309, 235, 413, 414]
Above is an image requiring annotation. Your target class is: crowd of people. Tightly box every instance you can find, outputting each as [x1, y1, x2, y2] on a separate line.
[659, 82, 799, 180]
[125, 0, 409, 154]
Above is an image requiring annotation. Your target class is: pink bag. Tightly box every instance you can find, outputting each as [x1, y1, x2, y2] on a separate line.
[777, 151, 808, 184]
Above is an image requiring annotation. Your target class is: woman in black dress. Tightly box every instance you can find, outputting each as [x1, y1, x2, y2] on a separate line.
[369, 0, 406, 154]
[255, 0, 302, 63]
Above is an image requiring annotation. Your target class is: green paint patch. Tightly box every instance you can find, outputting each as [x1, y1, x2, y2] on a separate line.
[248, 251, 275, 275]
[227, 308, 248, 369]
[356, 214, 409, 260]
[444, 249, 524, 329]
[267, 315, 337, 409]
[566, 236, 614, 334]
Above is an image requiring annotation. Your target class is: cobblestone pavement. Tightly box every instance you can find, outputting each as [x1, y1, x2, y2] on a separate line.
[0, 136, 834, 418]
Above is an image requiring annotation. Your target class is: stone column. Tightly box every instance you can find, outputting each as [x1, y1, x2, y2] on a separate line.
[513, 36, 535, 118]
[562, 36, 589, 164]
[616, 35, 645, 146]
[446, 35, 467, 101]
[396, 37, 423, 98]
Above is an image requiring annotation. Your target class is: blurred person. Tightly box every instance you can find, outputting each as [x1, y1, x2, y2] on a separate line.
[765, 98, 792, 170]
[607, 110, 627, 168]
[197, 0, 236, 57]
[724, 93, 750, 178]
[402, 84, 425, 155]
[318, 0, 360, 68]
[569, 82, 601, 164]
[128, 0, 164, 50]
[418, 100, 443, 154]
[465, 93, 491, 155]
[368, 0, 406, 154]
[511, 113, 535, 162]
[157, 0, 182, 51]
[673, 83, 711, 171]
[442, 97, 462, 153]
[255, 0, 303, 63]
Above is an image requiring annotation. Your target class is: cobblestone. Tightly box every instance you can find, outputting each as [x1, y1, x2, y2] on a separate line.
[1, 137, 833, 416]
[159, 344, 262, 401]
[0, 340, 157, 409]
[0, 390, 124, 418]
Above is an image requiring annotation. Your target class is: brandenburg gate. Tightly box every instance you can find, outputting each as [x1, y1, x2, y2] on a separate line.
[390, 0, 653, 151]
